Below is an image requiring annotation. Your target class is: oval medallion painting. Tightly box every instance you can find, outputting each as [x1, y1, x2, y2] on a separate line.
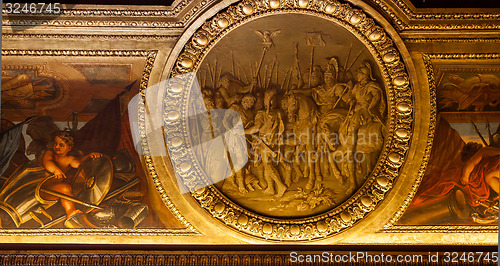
[198, 13, 386, 217]
[165, 0, 413, 240]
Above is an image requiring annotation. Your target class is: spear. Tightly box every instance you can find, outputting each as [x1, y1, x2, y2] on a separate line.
[275, 60, 279, 86]
[255, 48, 268, 85]
[40, 177, 141, 229]
[263, 63, 269, 89]
[471, 120, 488, 146]
[201, 68, 207, 88]
[486, 117, 492, 145]
[231, 50, 235, 76]
[40, 189, 104, 210]
[267, 56, 277, 89]
[293, 43, 303, 82]
[305, 31, 326, 88]
[346, 50, 363, 73]
[103, 176, 140, 201]
[241, 63, 249, 84]
[254, 30, 281, 87]
[280, 69, 292, 91]
[257, 62, 263, 88]
[208, 62, 216, 89]
[343, 43, 352, 72]
[204, 68, 208, 88]
[236, 61, 241, 81]
[214, 58, 221, 88]
[332, 84, 350, 110]
[217, 63, 222, 88]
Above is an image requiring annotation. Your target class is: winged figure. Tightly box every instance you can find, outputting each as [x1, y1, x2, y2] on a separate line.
[254, 29, 282, 48]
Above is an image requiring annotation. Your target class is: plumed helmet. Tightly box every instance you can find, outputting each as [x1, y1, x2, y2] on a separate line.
[326, 57, 339, 80]
[356, 61, 375, 81]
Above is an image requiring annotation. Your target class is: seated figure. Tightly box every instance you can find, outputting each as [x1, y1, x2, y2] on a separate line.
[41, 131, 101, 228]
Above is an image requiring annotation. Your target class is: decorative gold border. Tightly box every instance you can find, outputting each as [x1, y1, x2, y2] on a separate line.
[382, 53, 500, 233]
[2, 50, 152, 57]
[2, 0, 213, 29]
[371, 0, 500, 31]
[402, 37, 500, 43]
[3, 19, 178, 28]
[162, 0, 414, 241]
[2, 0, 199, 17]
[2, 34, 179, 40]
[2, 64, 46, 71]
[0, 49, 199, 236]
[424, 54, 500, 60]
[1, 250, 496, 265]
[3, 0, 499, 32]
[392, 0, 499, 20]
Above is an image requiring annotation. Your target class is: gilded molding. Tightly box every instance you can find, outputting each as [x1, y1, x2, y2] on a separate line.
[370, 0, 407, 31]
[382, 225, 498, 234]
[163, 0, 414, 241]
[3, 1, 193, 17]
[3, 0, 499, 32]
[403, 37, 500, 43]
[369, 0, 500, 31]
[0, 49, 199, 236]
[138, 52, 200, 235]
[2, 0, 213, 29]
[5, 251, 494, 266]
[0, 228, 199, 236]
[438, 67, 500, 74]
[425, 54, 500, 60]
[2, 33, 179, 40]
[405, 25, 500, 31]
[381, 54, 437, 232]
[1, 49, 152, 57]
[2, 19, 178, 28]
[2, 64, 46, 71]
[391, 0, 500, 21]
[383, 53, 500, 233]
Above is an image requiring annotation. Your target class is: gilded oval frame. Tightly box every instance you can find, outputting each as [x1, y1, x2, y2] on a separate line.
[163, 0, 413, 241]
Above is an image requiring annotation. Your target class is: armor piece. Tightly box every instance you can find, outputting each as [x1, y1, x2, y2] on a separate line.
[72, 155, 113, 213]
[0, 167, 55, 227]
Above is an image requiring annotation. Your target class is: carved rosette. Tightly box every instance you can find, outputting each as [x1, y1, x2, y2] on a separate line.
[164, 0, 413, 241]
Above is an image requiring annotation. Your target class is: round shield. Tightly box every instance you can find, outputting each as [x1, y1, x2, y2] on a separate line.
[72, 155, 113, 211]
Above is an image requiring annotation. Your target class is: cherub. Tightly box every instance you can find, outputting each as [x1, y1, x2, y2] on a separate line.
[41, 131, 101, 227]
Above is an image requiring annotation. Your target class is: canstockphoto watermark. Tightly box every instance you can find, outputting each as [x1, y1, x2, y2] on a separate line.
[289, 252, 425, 264]
[289, 251, 500, 264]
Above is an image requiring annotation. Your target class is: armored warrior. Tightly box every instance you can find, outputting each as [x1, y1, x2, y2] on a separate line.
[340, 62, 385, 194]
[223, 94, 257, 194]
[245, 89, 287, 197]
[217, 73, 257, 107]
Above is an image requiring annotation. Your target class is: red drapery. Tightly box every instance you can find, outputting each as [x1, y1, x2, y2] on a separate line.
[412, 156, 498, 207]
